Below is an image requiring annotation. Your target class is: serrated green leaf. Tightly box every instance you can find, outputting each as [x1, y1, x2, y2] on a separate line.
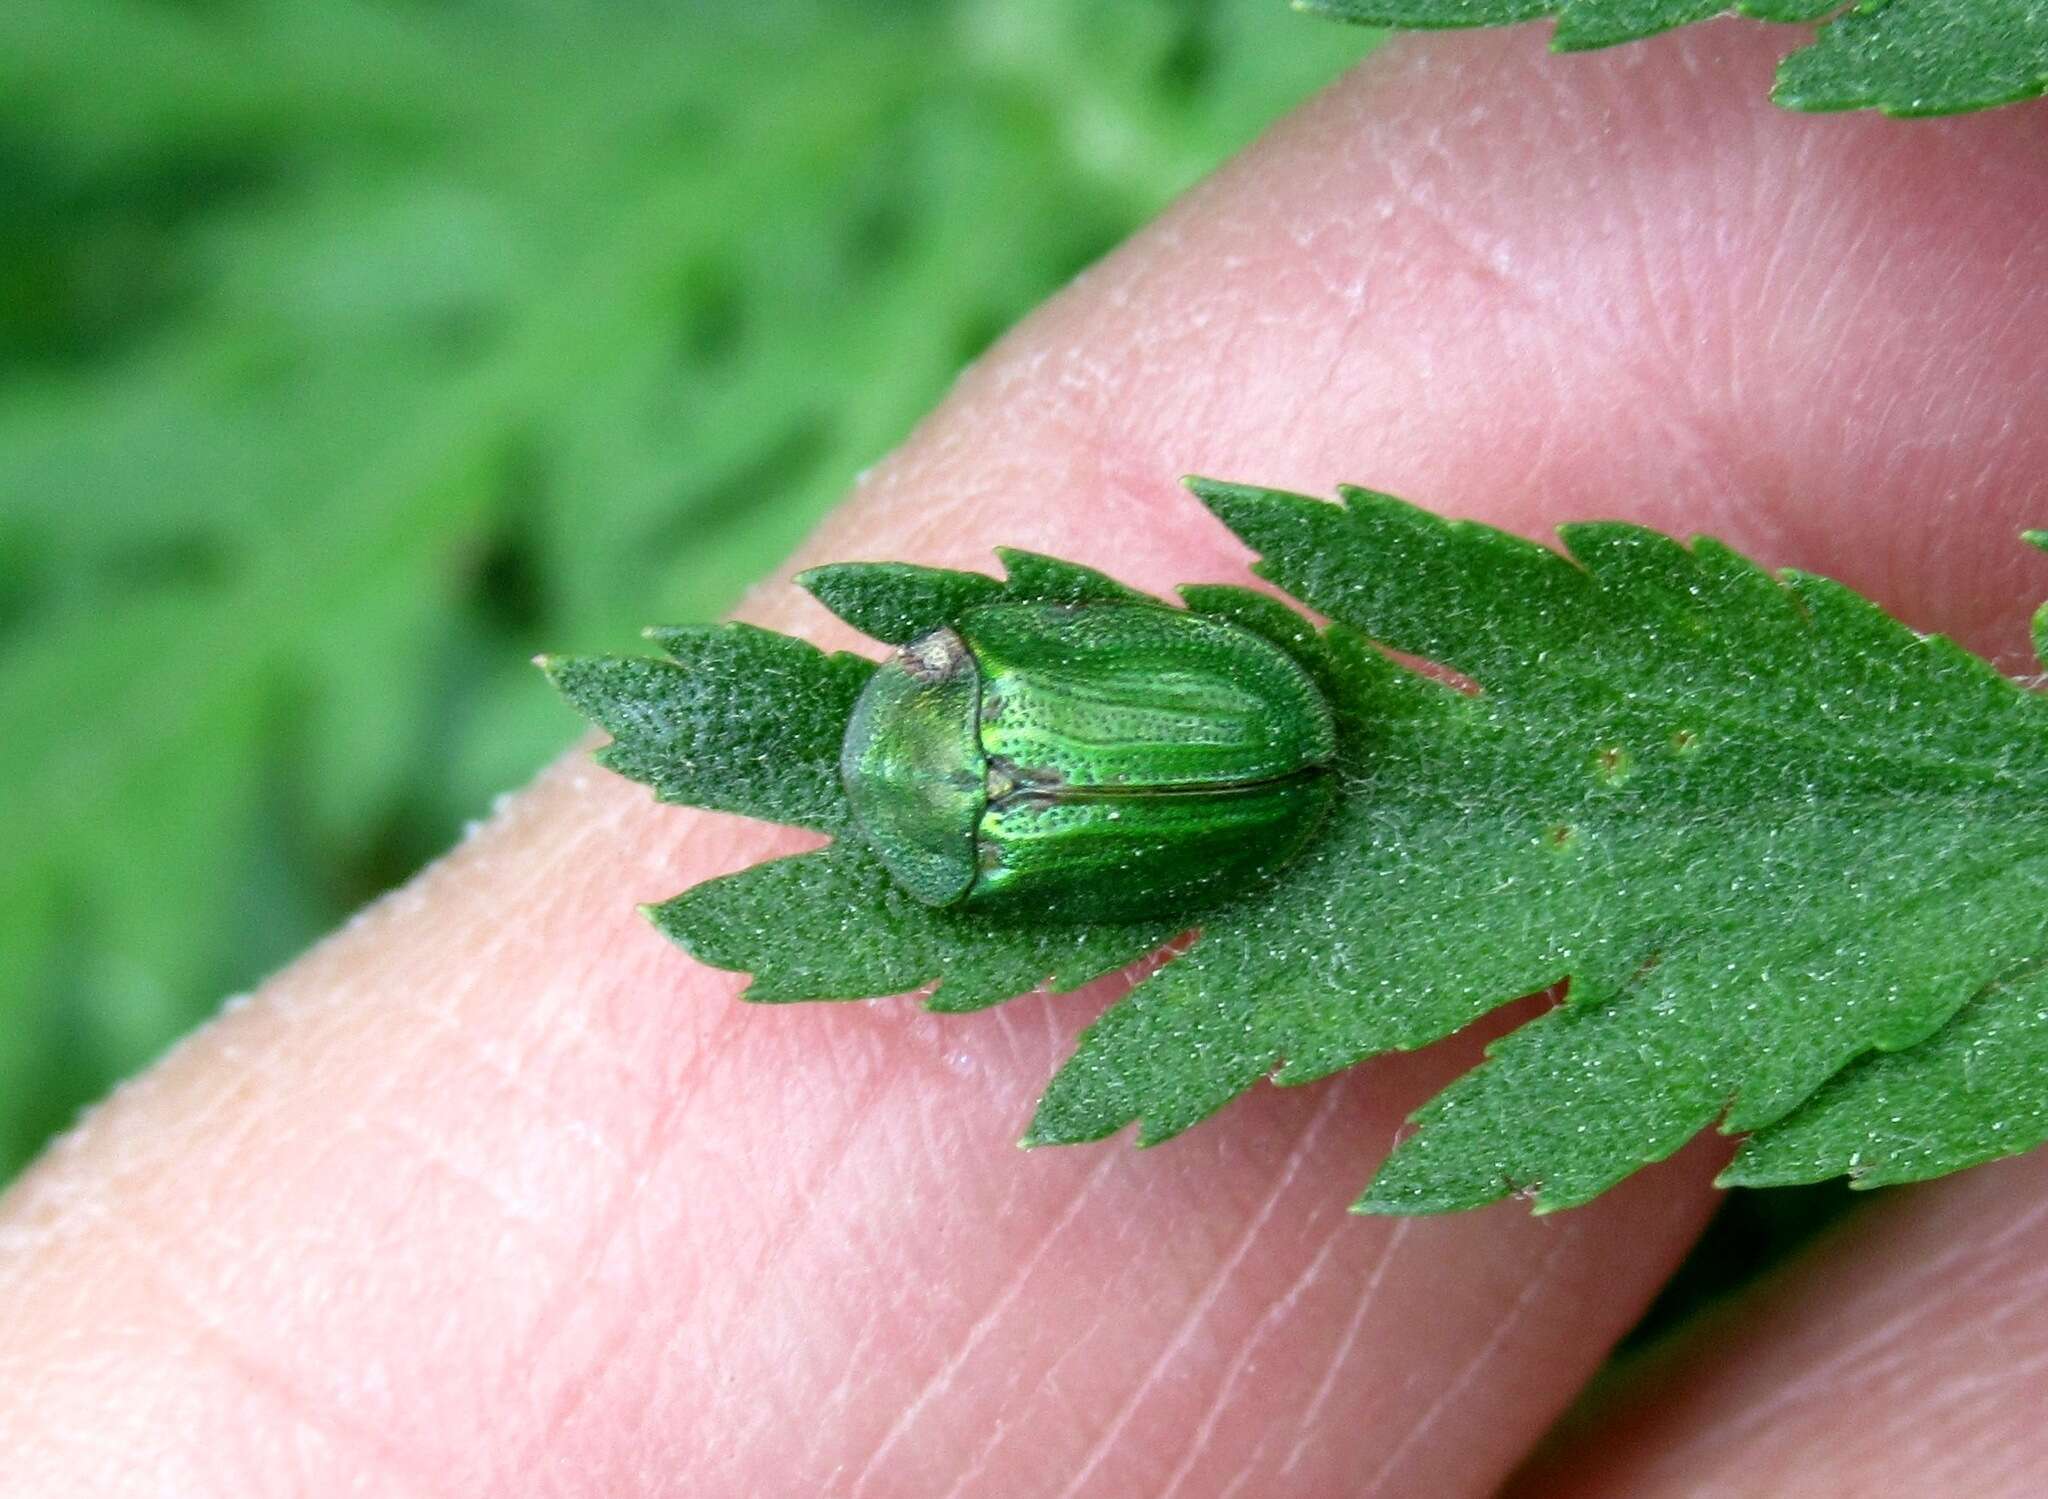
[1028, 625, 1498, 1147]
[565, 546, 1191, 1010]
[652, 843, 1175, 1011]
[1724, 955, 2048, 1190]
[990, 548, 1158, 606]
[1299, 0, 1832, 44]
[1775, 0, 2048, 116]
[797, 562, 1008, 646]
[542, 626, 873, 836]
[796, 550, 1160, 650]
[1035, 480, 2048, 1212]
[1560, 0, 1841, 50]
[1301, 0, 2048, 117]
[558, 480, 2048, 1213]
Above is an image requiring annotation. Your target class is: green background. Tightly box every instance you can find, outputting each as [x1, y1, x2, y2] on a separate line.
[0, 0, 1379, 1182]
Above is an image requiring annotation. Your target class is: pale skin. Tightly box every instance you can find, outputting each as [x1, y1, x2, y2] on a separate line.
[4, 21, 2048, 1497]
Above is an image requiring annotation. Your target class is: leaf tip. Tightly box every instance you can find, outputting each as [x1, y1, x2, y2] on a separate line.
[1183, 475, 1295, 542]
[534, 653, 579, 692]
[2023, 530, 2048, 556]
[1352, 1172, 1416, 1215]
[1181, 473, 1246, 506]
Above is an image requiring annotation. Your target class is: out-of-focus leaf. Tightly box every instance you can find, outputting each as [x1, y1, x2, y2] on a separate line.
[0, 0, 1375, 1179]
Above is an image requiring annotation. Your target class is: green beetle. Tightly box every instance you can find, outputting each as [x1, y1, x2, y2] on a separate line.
[840, 601, 1337, 921]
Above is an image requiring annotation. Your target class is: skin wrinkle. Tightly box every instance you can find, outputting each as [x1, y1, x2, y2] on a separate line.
[856, 1149, 1124, 1499]
[424, 1011, 634, 1179]
[1516, 1156, 2048, 1497]
[536, 954, 1163, 1490]
[80, 1198, 453, 1499]
[1733, 116, 1799, 411]
[517, 1038, 716, 1460]
[1635, 145, 1770, 537]
[704, 1031, 906, 1243]
[229, 845, 696, 1476]
[1660, 1191, 2048, 1473]
[33, 1013, 283, 1208]
[1365, 1224, 1581, 1497]
[1280, 1212, 1413, 1475]
[362, 1112, 564, 1241]
[530, 1300, 649, 1486]
[1695, 70, 1747, 419]
[1045, 1079, 1354, 1499]
[1740, 1197, 2048, 1434]
[936, 1409, 1018, 1499]
[1380, 127, 1779, 553]
[1838, 1310, 2028, 1432]
[1153, 1143, 1361, 1498]
[958, 1133, 1294, 1494]
[712, 1013, 892, 1290]
[1931, 1342, 2048, 1425]
[1212, 1449, 1274, 1499]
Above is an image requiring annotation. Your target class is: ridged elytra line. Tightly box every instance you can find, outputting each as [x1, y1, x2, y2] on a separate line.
[986, 765, 1328, 807]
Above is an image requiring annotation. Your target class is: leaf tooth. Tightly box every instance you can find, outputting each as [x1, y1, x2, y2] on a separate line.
[993, 547, 1156, 605]
[796, 561, 1003, 646]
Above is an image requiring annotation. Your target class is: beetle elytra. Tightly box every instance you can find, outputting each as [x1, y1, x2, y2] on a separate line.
[841, 601, 1336, 921]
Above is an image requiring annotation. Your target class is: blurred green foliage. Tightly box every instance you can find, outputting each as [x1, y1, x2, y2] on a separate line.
[0, 0, 1376, 1182]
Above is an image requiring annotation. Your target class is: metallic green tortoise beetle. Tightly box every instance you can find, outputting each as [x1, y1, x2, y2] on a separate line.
[840, 601, 1338, 922]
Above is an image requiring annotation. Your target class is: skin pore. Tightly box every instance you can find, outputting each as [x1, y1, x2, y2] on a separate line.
[3, 21, 2046, 1497]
